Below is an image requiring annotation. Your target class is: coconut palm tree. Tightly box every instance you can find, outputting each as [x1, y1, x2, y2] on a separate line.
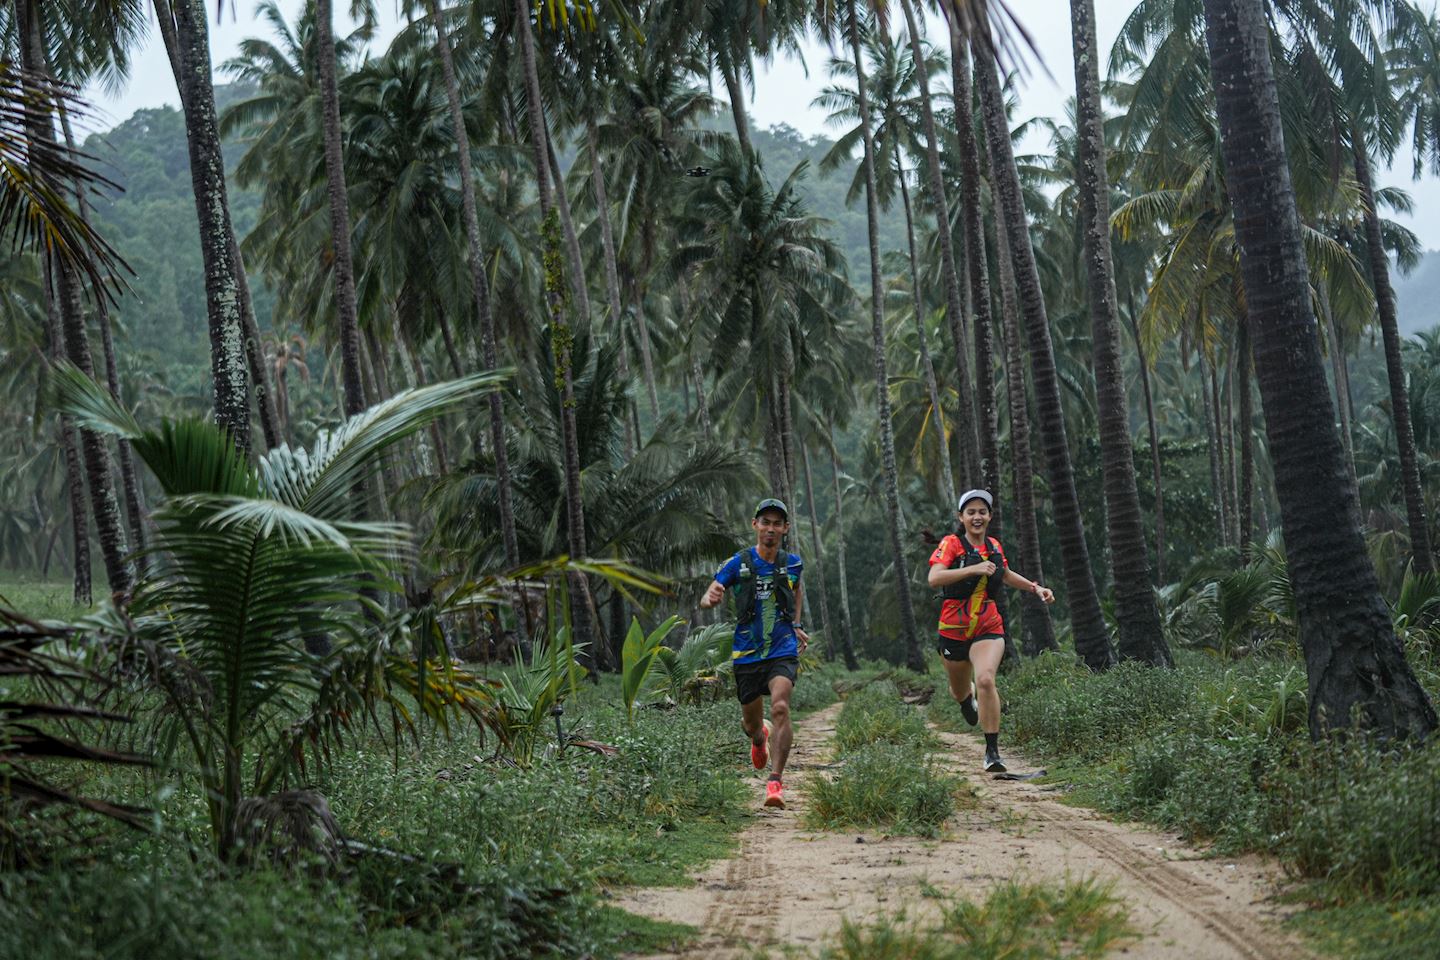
[973, 36, 1114, 670]
[13, 1, 132, 595]
[671, 140, 851, 514]
[1068, 0, 1169, 665]
[829, 0, 925, 671]
[897, 0, 983, 490]
[312, 0, 369, 421]
[52, 363, 506, 858]
[149, 0, 251, 451]
[815, 28, 957, 508]
[1200, 0, 1435, 738]
[410, 0, 520, 566]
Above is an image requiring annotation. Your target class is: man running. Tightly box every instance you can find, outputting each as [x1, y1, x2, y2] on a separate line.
[701, 498, 809, 809]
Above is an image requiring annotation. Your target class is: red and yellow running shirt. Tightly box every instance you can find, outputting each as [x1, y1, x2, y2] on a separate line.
[928, 534, 1008, 640]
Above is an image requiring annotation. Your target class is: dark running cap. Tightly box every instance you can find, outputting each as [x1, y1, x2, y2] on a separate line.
[754, 498, 789, 519]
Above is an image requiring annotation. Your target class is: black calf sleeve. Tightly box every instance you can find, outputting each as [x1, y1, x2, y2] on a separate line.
[984, 732, 999, 752]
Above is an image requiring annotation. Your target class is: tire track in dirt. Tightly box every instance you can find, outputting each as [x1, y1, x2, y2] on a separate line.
[936, 727, 1312, 960]
[613, 699, 1314, 959]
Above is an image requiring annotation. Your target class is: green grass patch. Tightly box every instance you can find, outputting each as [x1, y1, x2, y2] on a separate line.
[1290, 895, 1440, 960]
[833, 681, 936, 754]
[819, 877, 1136, 959]
[806, 742, 964, 837]
[0, 577, 90, 621]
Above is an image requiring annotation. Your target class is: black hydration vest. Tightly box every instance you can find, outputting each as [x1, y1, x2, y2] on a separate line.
[940, 536, 1006, 617]
[731, 548, 795, 627]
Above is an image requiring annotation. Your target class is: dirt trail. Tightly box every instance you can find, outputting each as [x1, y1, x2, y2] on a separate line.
[613, 701, 1314, 959]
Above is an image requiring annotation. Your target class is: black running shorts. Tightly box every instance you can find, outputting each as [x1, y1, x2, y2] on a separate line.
[937, 634, 1004, 663]
[734, 656, 799, 705]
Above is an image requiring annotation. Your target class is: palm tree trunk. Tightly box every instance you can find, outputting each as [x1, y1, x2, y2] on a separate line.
[1200, 349, 1227, 544]
[1126, 302, 1166, 585]
[1237, 312, 1254, 554]
[719, 55, 752, 156]
[586, 118, 636, 460]
[1202, 0, 1436, 738]
[153, 0, 251, 451]
[800, 443, 834, 643]
[898, 0, 978, 487]
[313, 0, 366, 420]
[18, 5, 131, 596]
[545, 124, 594, 323]
[229, 235, 282, 451]
[53, 103, 150, 573]
[1069, 0, 1169, 666]
[1352, 134, 1435, 575]
[897, 149, 957, 507]
[691, 353, 712, 440]
[635, 224, 664, 421]
[41, 263, 92, 605]
[845, 0, 924, 672]
[949, 28, 1003, 518]
[779, 372, 800, 506]
[516, 0, 596, 656]
[974, 38, 1113, 670]
[1319, 284, 1357, 478]
[828, 432, 862, 671]
[993, 209, 1058, 655]
[429, 0, 520, 566]
[1224, 343, 1239, 544]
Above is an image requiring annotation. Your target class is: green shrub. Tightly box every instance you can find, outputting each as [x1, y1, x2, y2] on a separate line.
[806, 742, 961, 836]
[833, 682, 936, 754]
[1275, 737, 1440, 899]
[820, 878, 1135, 959]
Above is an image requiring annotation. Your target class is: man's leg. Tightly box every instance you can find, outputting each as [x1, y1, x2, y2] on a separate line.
[766, 674, 795, 779]
[741, 695, 766, 744]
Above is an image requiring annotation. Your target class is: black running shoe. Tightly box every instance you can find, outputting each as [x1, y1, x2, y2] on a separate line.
[984, 749, 1007, 774]
[960, 695, 979, 727]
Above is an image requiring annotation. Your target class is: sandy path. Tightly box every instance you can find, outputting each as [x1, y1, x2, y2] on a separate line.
[613, 700, 1313, 959]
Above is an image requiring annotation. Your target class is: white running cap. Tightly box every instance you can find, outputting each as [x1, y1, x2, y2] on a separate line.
[957, 489, 993, 511]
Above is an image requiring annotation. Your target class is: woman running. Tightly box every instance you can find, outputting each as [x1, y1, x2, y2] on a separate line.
[927, 489, 1054, 772]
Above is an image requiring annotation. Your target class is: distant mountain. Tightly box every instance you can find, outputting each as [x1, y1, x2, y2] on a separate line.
[1392, 250, 1440, 337]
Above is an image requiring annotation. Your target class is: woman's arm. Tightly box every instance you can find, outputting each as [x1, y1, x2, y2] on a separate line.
[1003, 568, 1055, 603]
[929, 561, 989, 588]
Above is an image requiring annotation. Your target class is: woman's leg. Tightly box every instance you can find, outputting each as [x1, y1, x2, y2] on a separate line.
[969, 637, 1006, 733]
[940, 654, 974, 704]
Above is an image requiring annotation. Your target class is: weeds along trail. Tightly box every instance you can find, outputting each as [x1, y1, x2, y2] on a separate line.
[615, 688, 1315, 959]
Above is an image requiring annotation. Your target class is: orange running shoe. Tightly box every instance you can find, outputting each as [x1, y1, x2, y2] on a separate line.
[764, 779, 785, 809]
[750, 719, 772, 770]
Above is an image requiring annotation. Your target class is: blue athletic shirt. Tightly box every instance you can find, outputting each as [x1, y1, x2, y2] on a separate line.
[714, 547, 803, 664]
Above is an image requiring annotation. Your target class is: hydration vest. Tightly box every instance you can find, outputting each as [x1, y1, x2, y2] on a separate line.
[731, 548, 796, 628]
[940, 536, 1006, 616]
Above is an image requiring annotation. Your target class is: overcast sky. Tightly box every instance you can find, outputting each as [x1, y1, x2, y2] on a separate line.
[88, 1, 1440, 250]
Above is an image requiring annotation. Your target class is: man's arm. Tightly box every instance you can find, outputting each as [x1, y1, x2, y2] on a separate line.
[792, 579, 809, 653]
[700, 579, 726, 609]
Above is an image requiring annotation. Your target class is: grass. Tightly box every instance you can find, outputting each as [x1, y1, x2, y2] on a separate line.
[817, 877, 1136, 959]
[832, 681, 937, 753]
[0, 576, 90, 621]
[806, 678, 963, 837]
[967, 646, 1440, 958]
[0, 675, 753, 959]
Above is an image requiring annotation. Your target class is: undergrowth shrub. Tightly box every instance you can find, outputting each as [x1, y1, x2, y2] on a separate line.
[833, 682, 935, 754]
[806, 742, 962, 836]
[821, 877, 1135, 959]
[1000, 650, 1440, 906]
